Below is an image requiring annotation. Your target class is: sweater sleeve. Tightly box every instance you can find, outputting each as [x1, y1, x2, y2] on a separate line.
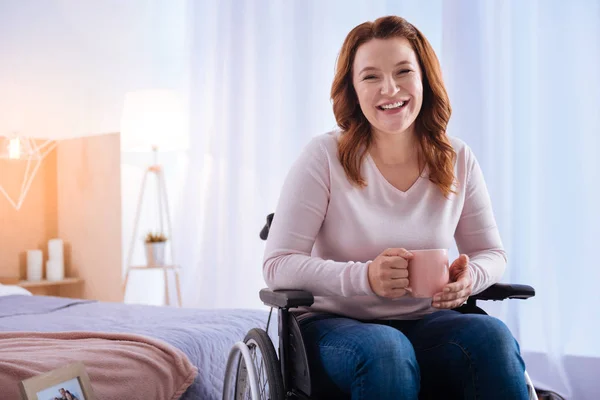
[263, 137, 374, 297]
[454, 147, 507, 295]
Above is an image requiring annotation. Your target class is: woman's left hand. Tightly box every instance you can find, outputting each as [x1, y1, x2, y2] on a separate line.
[432, 254, 472, 309]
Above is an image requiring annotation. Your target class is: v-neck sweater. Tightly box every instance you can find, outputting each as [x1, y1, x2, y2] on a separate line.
[263, 130, 507, 320]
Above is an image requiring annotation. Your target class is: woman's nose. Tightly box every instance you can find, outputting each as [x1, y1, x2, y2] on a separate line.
[380, 76, 400, 96]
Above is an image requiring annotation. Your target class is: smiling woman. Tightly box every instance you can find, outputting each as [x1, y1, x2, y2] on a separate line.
[263, 15, 531, 399]
[332, 16, 455, 199]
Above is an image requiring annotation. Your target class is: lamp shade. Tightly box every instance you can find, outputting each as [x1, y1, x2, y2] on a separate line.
[120, 89, 189, 152]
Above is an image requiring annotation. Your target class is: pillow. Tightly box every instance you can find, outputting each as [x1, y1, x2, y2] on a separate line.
[0, 284, 32, 296]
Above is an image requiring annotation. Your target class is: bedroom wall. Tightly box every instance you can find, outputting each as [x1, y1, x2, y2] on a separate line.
[0, 1, 189, 141]
[0, 148, 58, 280]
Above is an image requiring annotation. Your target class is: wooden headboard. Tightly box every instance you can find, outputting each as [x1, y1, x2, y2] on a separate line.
[0, 133, 123, 302]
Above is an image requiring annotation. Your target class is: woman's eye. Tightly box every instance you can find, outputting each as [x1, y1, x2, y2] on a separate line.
[363, 75, 377, 80]
[397, 69, 411, 75]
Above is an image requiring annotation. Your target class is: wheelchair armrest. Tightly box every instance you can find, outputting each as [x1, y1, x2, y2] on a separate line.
[472, 283, 535, 301]
[259, 288, 314, 309]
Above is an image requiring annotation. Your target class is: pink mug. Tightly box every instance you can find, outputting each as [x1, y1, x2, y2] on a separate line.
[407, 249, 449, 298]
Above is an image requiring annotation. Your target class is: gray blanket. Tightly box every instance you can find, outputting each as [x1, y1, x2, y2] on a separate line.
[0, 295, 276, 400]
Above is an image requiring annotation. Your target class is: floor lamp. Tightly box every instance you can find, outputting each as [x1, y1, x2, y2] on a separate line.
[120, 89, 189, 307]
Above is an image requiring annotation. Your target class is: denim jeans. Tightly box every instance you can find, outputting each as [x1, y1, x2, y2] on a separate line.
[297, 309, 529, 400]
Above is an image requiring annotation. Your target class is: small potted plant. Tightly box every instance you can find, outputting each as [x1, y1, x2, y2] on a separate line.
[144, 231, 167, 266]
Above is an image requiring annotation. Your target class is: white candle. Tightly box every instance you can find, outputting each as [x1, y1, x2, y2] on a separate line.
[46, 259, 64, 281]
[26, 250, 43, 281]
[48, 238, 64, 264]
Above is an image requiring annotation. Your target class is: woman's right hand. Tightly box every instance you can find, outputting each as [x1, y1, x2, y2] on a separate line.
[367, 248, 414, 299]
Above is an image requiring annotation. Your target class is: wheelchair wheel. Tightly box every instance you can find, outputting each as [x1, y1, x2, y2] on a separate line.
[223, 328, 284, 400]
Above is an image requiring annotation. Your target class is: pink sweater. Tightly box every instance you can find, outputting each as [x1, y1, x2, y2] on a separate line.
[263, 130, 506, 320]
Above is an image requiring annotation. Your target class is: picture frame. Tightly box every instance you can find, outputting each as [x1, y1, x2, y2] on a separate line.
[19, 362, 96, 400]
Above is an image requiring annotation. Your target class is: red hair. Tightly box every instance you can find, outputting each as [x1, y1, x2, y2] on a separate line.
[331, 16, 456, 197]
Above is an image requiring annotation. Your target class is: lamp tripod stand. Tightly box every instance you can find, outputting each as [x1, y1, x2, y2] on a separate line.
[122, 147, 182, 307]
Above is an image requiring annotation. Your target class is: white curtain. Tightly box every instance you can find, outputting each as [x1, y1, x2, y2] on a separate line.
[170, 0, 599, 397]
[440, 1, 600, 398]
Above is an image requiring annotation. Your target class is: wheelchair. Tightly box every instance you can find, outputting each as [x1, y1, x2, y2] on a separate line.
[223, 213, 538, 400]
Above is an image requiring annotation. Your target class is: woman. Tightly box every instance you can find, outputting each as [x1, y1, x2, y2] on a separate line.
[263, 15, 528, 400]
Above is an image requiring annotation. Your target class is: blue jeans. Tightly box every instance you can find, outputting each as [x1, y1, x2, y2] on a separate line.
[297, 309, 529, 400]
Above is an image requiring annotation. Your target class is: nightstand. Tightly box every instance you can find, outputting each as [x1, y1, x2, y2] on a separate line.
[122, 265, 182, 307]
[16, 278, 83, 297]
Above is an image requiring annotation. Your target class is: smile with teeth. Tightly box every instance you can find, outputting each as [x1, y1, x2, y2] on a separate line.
[378, 100, 409, 110]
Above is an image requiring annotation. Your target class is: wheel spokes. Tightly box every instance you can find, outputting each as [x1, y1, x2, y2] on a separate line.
[234, 338, 276, 400]
[249, 343, 270, 399]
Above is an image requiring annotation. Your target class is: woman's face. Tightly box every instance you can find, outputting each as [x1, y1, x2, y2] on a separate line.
[352, 37, 423, 138]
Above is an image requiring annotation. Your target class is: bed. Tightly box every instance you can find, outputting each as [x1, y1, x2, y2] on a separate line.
[0, 286, 273, 399]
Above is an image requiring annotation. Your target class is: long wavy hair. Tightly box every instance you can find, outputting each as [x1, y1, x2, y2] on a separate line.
[331, 16, 456, 197]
